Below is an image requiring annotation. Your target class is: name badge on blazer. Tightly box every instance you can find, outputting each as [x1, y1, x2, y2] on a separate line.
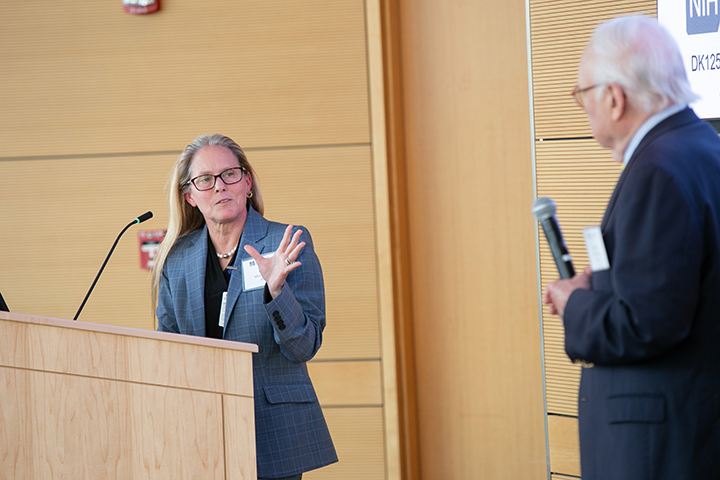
[242, 251, 275, 291]
[583, 226, 610, 272]
[219, 291, 228, 327]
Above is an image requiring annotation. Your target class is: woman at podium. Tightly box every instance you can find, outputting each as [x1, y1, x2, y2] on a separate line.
[151, 133, 337, 480]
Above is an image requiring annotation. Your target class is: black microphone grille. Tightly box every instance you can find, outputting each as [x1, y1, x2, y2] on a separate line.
[135, 211, 153, 224]
[531, 197, 557, 222]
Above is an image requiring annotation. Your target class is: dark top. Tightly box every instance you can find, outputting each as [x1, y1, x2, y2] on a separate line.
[204, 235, 237, 339]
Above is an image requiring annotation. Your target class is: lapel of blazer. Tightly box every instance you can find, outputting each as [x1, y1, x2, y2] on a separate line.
[224, 206, 270, 331]
[601, 108, 696, 230]
[186, 226, 209, 337]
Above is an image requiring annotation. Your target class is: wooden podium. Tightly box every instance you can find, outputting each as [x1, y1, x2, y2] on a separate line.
[0, 311, 258, 479]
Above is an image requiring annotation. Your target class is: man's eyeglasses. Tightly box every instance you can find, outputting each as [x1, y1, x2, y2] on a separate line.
[571, 83, 603, 108]
[185, 167, 246, 191]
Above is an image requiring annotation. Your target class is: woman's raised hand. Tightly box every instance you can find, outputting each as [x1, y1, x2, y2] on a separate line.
[244, 225, 305, 299]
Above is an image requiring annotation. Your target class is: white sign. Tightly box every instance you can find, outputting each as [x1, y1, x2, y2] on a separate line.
[658, 0, 720, 119]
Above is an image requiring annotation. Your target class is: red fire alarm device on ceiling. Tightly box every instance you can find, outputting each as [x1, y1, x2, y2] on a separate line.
[123, 0, 160, 15]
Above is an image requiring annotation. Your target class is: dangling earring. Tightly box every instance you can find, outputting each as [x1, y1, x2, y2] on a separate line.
[247, 191, 253, 199]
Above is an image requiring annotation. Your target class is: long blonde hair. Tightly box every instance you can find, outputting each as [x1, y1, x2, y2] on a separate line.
[151, 134, 264, 312]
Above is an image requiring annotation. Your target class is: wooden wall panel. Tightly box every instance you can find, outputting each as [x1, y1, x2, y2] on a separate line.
[0, 0, 398, 478]
[0, 155, 174, 327]
[396, 0, 547, 478]
[250, 146, 381, 361]
[0, 145, 380, 361]
[0, 0, 369, 158]
[309, 360, 383, 406]
[547, 415, 580, 477]
[307, 408, 386, 480]
[0, 147, 388, 476]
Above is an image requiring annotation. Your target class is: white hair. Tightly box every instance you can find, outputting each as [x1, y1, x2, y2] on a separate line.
[588, 15, 698, 113]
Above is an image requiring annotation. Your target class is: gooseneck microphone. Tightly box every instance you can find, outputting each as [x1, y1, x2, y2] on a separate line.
[73, 212, 153, 320]
[532, 198, 575, 279]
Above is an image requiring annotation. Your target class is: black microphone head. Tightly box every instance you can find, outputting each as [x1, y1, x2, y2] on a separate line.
[532, 197, 556, 222]
[136, 211, 153, 224]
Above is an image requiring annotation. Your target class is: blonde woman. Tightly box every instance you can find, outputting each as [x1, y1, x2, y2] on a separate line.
[152, 134, 337, 480]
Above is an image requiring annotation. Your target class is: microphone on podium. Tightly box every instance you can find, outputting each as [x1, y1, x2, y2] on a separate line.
[532, 198, 575, 279]
[73, 212, 153, 320]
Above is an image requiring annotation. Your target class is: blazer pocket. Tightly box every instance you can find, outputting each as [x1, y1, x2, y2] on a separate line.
[607, 394, 666, 424]
[263, 383, 318, 404]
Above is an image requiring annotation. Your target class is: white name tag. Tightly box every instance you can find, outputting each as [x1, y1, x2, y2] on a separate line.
[583, 226, 610, 272]
[241, 252, 275, 291]
[218, 291, 227, 328]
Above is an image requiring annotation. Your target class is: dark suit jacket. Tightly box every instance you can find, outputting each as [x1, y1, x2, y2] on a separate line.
[157, 206, 337, 478]
[564, 108, 720, 480]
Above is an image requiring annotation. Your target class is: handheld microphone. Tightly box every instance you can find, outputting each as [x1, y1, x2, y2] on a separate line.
[73, 211, 153, 320]
[532, 198, 575, 279]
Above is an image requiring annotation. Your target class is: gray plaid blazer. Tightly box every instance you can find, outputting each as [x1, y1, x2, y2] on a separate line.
[157, 206, 337, 478]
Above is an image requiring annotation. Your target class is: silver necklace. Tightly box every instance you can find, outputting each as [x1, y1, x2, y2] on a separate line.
[216, 244, 238, 259]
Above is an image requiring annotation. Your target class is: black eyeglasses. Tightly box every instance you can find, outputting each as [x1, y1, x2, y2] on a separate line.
[185, 167, 246, 191]
[571, 83, 603, 108]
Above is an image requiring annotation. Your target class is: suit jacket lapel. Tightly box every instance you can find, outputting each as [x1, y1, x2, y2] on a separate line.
[187, 226, 209, 337]
[601, 108, 696, 230]
[601, 165, 629, 230]
[224, 207, 269, 331]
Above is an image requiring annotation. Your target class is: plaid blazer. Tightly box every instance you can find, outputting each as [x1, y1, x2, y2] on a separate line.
[157, 206, 337, 478]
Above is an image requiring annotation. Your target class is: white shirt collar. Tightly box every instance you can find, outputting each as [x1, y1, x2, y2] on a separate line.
[623, 103, 687, 165]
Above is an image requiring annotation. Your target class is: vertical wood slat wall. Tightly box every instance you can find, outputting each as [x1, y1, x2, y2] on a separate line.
[527, 1, 657, 477]
[0, 1, 398, 479]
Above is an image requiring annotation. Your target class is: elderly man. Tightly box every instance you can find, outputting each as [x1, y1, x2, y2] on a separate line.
[543, 15, 720, 480]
